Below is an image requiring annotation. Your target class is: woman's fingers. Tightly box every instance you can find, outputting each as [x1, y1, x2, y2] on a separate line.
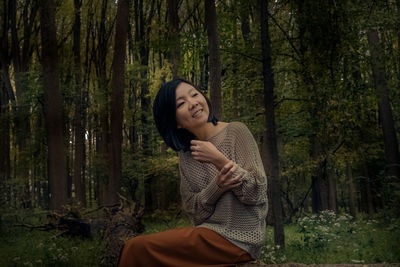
[220, 161, 234, 175]
[217, 165, 243, 190]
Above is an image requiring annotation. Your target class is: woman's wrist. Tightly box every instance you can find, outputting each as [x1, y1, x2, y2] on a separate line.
[214, 154, 231, 171]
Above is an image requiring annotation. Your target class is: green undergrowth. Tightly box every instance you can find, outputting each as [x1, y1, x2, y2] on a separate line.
[259, 210, 400, 264]
[0, 226, 103, 267]
[0, 209, 103, 267]
[1, 209, 399, 266]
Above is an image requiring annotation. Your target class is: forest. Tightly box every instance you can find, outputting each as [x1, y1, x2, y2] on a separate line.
[0, 0, 399, 266]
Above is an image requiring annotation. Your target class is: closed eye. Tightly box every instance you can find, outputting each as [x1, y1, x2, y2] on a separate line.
[177, 102, 184, 108]
[192, 93, 199, 97]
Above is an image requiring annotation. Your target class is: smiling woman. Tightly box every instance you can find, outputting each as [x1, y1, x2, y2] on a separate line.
[118, 78, 268, 267]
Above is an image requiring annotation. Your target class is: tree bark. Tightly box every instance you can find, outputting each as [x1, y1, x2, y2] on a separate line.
[397, 0, 400, 95]
[367, 29, 400, 180]
[97, 0, 111, 206]
[239, 0, 251, 45]
[167, 0, 181, 78]
[205, 0, 222, 119]
[346, 162, 357, 217]
[259, 0, 285, 248]
[134, 0, 156, 212]
[72, 0, 86, 207]
[39, 0, 68, 211]
[104, 0, 130, 207]
[0, 80, 11, 182]
[0, 4, 12, 183]
[327, 157, 337, 212]
[360, 160, 374, 216]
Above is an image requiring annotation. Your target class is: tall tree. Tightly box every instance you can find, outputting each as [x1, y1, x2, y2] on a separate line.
[104, 0, 130, 207]
[0, 80, 11, 183]
[39, 0, 68, 210]
[96, 0, 112, 206]
[367, 29, 400, 180]
[0, 0, 13, 184]
[133, 0, 156, 212]
[72, 0, 86, 206]
[205, 0, 222, 119]
[260, 0, 285, 248]
[167, 0, 181, 78]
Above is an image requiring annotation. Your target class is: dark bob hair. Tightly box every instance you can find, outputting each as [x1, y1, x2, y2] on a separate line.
[153, 78, 218, 152]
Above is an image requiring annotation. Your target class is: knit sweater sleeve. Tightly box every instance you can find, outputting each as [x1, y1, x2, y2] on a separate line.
[179, 155, 225, 225]
[230, 122, 268, 205]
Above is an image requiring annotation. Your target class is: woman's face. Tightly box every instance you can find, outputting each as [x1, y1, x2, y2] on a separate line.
[175, 82, 209, 132]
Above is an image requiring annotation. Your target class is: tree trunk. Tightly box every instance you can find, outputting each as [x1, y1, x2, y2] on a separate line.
[327, 158, 337, 213]
[134, 0, 156, 212]
[0, 10, 12, 183]
[167, 0, 181, 78]
[367, 29, 400, 180]
[104, 0, 130, 207]
[97, 0, 110, 206]
[239, 0, 251, 45]
[72, 0, 86, 207]
[205, 0, 222, 119]
[346, 162, 357, 217]
[397, 0, 400, 95]
[259, 0, 285, 248]
[310, 137, 329, 213]
[0, 81, 10, 183]
[360, 161, 374, 216]
[39, 0, 68, 211]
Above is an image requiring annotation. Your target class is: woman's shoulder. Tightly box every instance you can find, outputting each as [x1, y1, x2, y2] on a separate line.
[227, 121, 251, 135]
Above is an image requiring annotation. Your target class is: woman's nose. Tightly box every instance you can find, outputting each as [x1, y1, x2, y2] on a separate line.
[188, 98, 198, 110]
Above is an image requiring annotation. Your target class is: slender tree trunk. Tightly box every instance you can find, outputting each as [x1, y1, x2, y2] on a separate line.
[97, 0, 110, 206]
[397, 0, 400, 94]
[167, 0, 181, 78]
[72, 0, 86, 206]
[327, 157, 337, 212]
[134, 0, 156, 212]
[367, 29, 400, 180]
[0, 82, 10, 183]
[0, 11, 12, 183]
[361, 161, 374, 216]
[104, 0, 130, 207]
[311, 137, 329, 213]
[260, 0, 285, 248]
[346, 162, 357, 217]
[239, 0, 251, 45]
[205, 0, 222, 119]
[39, 0, 68, 211]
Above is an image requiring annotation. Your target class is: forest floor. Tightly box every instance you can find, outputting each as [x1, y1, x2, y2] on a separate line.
[0, 209, 399, 266]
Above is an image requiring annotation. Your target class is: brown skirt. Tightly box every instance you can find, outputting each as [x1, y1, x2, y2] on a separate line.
[117, 227, 252, 267]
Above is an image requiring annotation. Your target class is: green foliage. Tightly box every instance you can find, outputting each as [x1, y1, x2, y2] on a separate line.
[121, 150, 179, 207]
[0, 210, 103, 267]
[259, 211, 400, 264]
[142, 205, 191, 234]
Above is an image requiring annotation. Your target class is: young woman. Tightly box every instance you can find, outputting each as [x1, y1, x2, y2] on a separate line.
[118, 78, 268, 267]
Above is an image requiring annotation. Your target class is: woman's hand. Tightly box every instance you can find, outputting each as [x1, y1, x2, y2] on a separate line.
[216, 161, 243, 191]
[190, 140, 230, 170]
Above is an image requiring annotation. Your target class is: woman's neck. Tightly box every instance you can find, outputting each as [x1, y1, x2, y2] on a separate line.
[191, 121, 227, 141]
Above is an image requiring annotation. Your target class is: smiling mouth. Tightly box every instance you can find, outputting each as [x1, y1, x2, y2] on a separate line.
[192, 109, 203, 118]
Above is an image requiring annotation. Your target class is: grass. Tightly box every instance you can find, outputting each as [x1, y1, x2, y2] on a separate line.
[0, 209, 399, 266]
[0, 228, 103, 266]
[259, 211, 400, 264]
[0, 209, 103, 267]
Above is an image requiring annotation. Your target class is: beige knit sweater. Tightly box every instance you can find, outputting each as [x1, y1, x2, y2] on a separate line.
[178, 122, 268, 259]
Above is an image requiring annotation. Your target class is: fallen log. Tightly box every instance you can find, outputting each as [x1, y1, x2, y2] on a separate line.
[99, 198, 144, 266]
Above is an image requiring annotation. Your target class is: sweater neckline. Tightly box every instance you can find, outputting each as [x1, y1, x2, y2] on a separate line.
[206, 122, 230, 141]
